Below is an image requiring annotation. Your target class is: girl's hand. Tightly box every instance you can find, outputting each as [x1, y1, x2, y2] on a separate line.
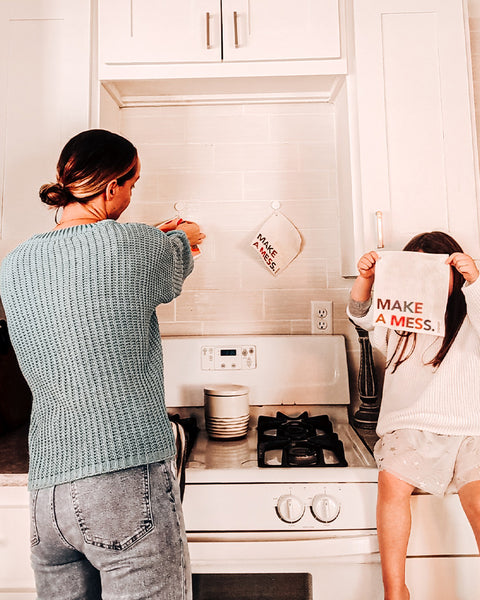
[447, 252, 479, 283]
[176, 220, 206, 247]
[357, 251, 379, 280]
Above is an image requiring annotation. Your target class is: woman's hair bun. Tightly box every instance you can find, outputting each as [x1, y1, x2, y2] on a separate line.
[39, 182, 69, 207]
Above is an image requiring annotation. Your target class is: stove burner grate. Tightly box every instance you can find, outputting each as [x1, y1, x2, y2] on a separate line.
[257, 412, 348, 468]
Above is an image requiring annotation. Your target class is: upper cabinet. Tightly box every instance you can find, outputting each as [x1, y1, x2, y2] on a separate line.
[339, 0, 480, 275]
[97, 0, 344, 79]
[0, 0, 91, 256]
[224, 0, 340, 62]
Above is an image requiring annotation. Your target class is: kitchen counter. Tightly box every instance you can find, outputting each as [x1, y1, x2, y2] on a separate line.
[0, 423, 29, 485]
[352, 425, 378, 456]
[0, 420, 378, 487]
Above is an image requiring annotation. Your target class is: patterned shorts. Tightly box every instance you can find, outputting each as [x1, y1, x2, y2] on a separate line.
[374, 429, 480, 496]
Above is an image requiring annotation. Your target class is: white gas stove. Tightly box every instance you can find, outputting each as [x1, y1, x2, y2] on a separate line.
[164, 335, 382, 600]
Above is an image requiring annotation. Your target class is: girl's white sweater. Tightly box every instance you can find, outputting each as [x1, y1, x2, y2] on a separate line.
[347, 277, 480, 437]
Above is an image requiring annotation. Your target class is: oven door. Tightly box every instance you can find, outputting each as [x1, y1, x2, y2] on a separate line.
[188, 531, 382, 600]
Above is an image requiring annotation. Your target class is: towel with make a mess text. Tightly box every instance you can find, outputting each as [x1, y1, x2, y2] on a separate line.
[373, 251, 450, 336]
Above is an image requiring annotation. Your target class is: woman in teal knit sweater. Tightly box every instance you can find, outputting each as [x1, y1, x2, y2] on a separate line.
[0, 129, 204, 600]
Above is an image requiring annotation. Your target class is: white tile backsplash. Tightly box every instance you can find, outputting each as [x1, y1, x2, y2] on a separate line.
[119, 100, 360, 405]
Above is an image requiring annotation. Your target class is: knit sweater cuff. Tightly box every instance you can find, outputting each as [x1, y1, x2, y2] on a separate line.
[166, 231, 194, 295]
[348, 295, 372, 317]
[463, 275, 480, 319]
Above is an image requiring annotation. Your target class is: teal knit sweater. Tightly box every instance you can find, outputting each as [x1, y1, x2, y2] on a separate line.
[0, 220, 193, 490]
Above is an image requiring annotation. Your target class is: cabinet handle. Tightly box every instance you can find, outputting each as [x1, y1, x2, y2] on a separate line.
[233, 11, 239, 48]
[375, 211, 384, 249]
[206, 12, 212, 49]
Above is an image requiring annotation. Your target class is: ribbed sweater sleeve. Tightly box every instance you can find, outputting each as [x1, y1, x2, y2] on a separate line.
[0, 220, 194, 490]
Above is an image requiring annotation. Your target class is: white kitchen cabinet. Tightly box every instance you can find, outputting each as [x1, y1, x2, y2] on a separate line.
[339, 0, 480, 275]
[220, 0, 340, 62]
[98, 0, 222, 65]
[0, 486, 35, 599]
[97, 0, 342, 79]
[0, 0, 91, 259]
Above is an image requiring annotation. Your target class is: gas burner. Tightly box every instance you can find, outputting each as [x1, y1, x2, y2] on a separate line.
[257, 412, 348, 468]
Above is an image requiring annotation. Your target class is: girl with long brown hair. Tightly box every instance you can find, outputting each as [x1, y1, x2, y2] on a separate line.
[348, 231, 480, 600]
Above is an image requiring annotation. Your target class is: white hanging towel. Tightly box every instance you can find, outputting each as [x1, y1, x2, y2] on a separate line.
[373, 251, 450, 337]
[250, 211, 302, 276]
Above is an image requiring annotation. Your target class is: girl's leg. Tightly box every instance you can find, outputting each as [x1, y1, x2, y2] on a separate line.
[458, 480, 480, 551]
[377, 470, 415, 600]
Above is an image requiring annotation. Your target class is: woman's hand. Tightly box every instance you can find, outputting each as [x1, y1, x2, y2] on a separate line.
[176, 220, 206, 247]
[357, 251, 379, 280]
[156, 218, 206, 247]
[447, 252, 479, 283]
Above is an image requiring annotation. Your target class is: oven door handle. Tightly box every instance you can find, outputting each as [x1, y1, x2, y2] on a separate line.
[188, 533, 379, 560]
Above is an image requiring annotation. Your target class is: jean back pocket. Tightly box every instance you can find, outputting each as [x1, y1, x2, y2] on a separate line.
[71, 465, 154, 550]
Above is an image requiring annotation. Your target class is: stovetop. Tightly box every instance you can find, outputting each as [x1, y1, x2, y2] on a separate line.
[257, 412, 348, 468]
[184, 407, 377, 484]
[163, 336, 378, 485]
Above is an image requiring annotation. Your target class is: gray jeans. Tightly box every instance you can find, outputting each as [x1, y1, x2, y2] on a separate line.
[30, 461, 192, 600]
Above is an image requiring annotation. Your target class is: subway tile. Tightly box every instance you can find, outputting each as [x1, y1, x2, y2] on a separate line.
[300, 228, 341, 259]
[269, 114, 335, 143]
[184, 259, 242, 290]
[121, 115, 186, 145]
[264, 290, 323, 321]
[176, 291, 264, 322]
[155, 172, 244, 202]
[186, 114, 269, 144]
[264, 289, 350, 321]
[289, 320, 312, 334]
[155, 302, 175, 322]
[159, 322, 205, 336]
[241, 257, 327, 289]
[202, 320, 292, 335]
[118, 102, 349, 334]
[279, 200, 339, 230]
[197, 202, 271, 230]
[299, 143, 337, 171]
[244, 171, 331, 201]
[136, 143, 215, 171]
[214, 143, 299, 172]
[470, 30, 480, 49]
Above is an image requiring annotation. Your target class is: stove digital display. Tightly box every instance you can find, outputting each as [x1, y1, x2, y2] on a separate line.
[220, 349, 237, 356]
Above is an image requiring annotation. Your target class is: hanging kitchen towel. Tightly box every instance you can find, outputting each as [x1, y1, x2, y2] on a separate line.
[373, 250, 450, 336]
[250, 211, 302, 276]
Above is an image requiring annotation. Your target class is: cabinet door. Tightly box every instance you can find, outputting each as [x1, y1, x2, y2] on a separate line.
[0, 0, 90, 250]
[222, 0, 340, 62]
[0, 488, 34, 594]
[98, 0, 221, 65]
[350, 0, 480, 260]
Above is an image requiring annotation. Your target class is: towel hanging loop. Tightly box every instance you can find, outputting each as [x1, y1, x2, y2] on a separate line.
[271, 201, 281, 211]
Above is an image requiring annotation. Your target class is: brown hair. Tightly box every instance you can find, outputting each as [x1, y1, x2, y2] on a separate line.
[387, 231, 467, 373]
[39, 129, 138, 208]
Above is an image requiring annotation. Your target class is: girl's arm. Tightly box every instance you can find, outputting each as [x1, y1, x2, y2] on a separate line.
[348, 250, 388, 354]
[350, 251, 379, 302]
[446, 252, 479, 284]
[347, 251, 380, 332]
[448, 252, 480, 335]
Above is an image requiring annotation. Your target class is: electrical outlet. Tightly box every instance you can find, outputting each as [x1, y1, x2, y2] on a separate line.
[311, 300, 333, 334]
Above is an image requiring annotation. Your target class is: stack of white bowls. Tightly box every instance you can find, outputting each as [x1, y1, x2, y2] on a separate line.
[204, 384, 250, 440]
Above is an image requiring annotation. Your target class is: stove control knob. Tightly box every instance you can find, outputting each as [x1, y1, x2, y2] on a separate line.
[311, 494, 340, 523]
[276, 494, 305, 523]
